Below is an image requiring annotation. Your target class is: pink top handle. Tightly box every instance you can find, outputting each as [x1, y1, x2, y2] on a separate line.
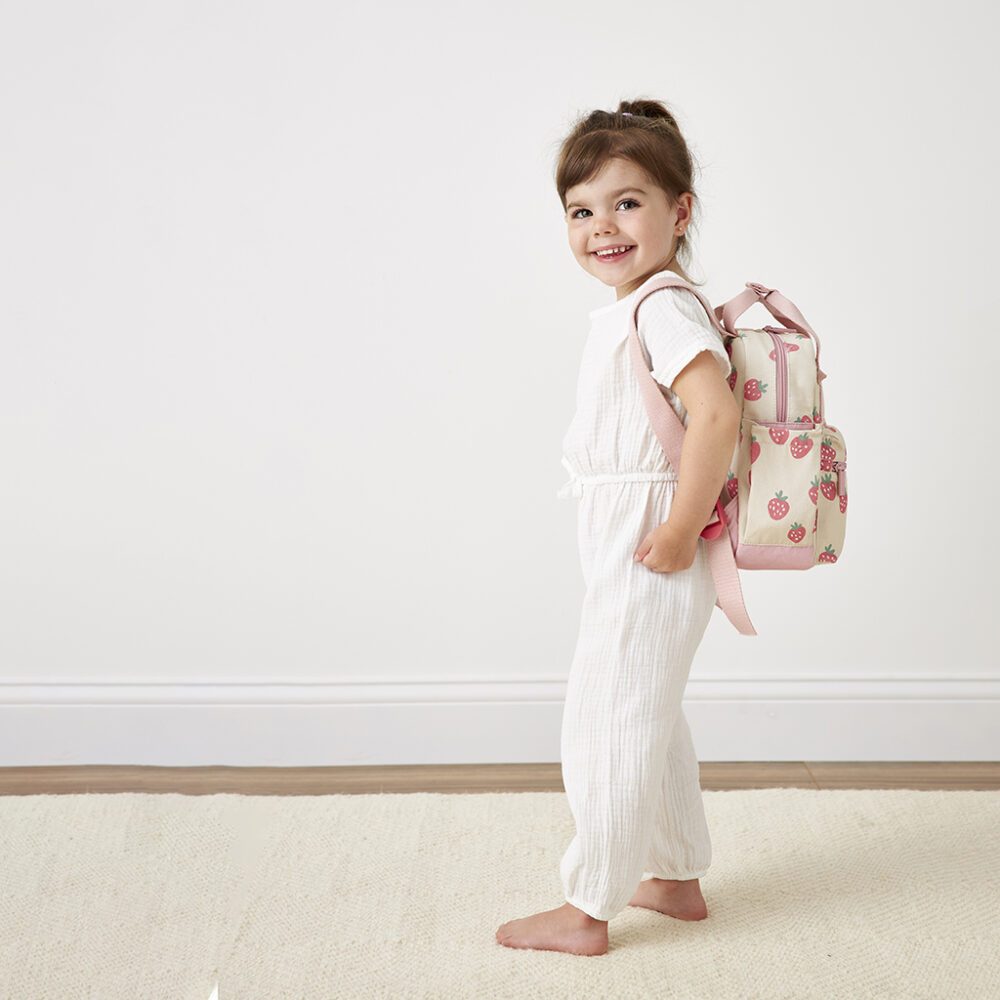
[717, 282, 827, 385]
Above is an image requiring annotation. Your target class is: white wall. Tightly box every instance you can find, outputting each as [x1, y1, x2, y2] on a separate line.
[2, 0, 997, 763]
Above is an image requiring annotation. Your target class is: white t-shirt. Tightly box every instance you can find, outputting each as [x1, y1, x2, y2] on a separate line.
[557, 270, 730, 498]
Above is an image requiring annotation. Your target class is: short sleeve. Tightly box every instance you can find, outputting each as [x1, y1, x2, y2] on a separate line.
[636, 286, 730, 391]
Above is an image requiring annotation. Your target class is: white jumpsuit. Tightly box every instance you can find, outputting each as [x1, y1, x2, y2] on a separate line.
[556, 270, 731, 922]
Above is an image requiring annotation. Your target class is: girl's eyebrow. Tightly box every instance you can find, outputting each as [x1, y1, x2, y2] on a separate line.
[566, 187, 646, 211]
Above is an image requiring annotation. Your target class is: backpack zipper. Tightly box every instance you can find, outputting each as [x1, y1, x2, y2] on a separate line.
[764, 328, 788, 423]
[825, 423, 847, 496]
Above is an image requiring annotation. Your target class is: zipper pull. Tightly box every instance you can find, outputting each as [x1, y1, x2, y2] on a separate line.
[832, 461, 847, 497]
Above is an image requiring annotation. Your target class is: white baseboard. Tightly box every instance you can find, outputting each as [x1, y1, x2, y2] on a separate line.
[1, 676, 997, 766]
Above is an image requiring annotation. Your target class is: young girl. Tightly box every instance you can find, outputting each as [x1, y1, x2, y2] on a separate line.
[496, 99, 740, 956]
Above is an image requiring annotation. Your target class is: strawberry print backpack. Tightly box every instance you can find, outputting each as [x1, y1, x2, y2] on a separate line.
[628, 276, 848, 636]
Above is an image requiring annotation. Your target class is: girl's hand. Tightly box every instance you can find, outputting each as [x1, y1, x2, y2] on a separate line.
[633, 521, 700, 573]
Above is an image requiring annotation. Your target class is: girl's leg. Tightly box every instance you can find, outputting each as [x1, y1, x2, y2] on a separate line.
[559, 522, 716, 922]
[642, 705, 712, 881]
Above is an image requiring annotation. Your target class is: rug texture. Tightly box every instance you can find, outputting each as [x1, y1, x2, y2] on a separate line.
[2, 788, 998, 1000]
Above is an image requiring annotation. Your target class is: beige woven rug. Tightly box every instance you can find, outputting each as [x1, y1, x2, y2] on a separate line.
[2, 788, 998, 999]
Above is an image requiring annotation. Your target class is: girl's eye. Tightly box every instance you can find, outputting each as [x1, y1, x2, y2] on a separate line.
[570, 199, 639, 220]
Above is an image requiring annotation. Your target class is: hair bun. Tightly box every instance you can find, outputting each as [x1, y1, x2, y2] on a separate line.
[617, 99, 679, 129]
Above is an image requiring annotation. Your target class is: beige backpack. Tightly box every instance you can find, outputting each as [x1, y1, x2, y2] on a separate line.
[628, 277, 848, 636]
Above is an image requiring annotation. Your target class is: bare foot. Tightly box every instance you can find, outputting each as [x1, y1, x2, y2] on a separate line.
[495, 902, 608, 956]
[627, 877, 708, 920]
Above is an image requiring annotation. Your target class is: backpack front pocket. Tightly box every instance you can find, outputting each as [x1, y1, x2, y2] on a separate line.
[813, 426, 848, 564]
[741, 421, 825, 549]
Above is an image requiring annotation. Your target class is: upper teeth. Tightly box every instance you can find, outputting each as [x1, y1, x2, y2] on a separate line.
[596, 246, 630, 255]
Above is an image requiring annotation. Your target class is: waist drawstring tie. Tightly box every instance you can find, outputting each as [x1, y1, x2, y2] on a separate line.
[556, 470, 679, 500]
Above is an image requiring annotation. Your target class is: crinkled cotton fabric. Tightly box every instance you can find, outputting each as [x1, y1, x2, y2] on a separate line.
[557, 271, 730, 499]
[556, 271, 730, 921]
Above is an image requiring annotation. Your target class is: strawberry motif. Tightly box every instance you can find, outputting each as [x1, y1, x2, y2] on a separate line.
[809, 478, 819, 505]
[749, 435, 761, 464]
[726, 472, 739, 500]
[820, 438, 836, 471]
[813, 510, 818, 532]
[818, 545, 838, 563]
[769, 427, 789, 445]
[790, 434, 813, 459]
[787, 522, 806, 543]
[728, 366, 738, 391]
[767, 491, 790, 520]
[768, 342, 800, 361]
[840, 493, 848, 514]
[820, 474, 837, 501]
[744, 379, 767, 401]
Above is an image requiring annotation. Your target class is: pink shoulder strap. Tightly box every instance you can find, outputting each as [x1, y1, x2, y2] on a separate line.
[627, 274, 757, 637]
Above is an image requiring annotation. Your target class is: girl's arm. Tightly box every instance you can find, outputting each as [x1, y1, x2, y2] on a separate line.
[633, 350, 740, 573]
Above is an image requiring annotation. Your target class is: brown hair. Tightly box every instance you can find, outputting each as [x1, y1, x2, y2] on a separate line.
[554, 97, 703, 286]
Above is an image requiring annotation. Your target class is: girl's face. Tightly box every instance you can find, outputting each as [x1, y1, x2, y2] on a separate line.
[564, 157, 692, 300]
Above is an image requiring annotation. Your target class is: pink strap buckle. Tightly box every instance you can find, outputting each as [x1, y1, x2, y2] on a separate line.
[746, 281, 774, 299]
[700, 500, 727, 540]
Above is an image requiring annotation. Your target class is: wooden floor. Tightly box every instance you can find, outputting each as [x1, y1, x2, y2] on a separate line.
[0, 762, 997, 795]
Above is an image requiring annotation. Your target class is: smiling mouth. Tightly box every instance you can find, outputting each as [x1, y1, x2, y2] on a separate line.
[592, 245, 635, 260]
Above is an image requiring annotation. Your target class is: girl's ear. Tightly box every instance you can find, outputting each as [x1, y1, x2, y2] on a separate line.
[676, 192, 694, 225]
